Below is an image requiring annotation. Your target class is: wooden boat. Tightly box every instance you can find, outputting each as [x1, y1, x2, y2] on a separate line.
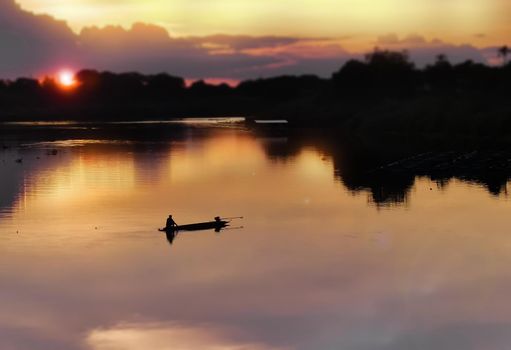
[159, 220, 229, 232]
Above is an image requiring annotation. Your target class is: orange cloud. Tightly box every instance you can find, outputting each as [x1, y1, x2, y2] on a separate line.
[0, 0, 505, 80]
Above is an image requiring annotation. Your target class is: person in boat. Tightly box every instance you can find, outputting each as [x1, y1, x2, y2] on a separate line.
[166, 215, 177, 230]
[214, 216, 224, 232]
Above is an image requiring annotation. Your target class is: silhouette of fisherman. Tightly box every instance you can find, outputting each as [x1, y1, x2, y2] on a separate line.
[214, 216, 223, 232]
[166, 215, 177, 230]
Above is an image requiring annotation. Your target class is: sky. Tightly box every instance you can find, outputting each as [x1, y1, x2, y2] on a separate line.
[0, 0, 509, 80]
[16, 0, 510, 45]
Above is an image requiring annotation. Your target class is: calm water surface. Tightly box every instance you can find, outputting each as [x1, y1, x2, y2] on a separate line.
[1, 124, 511, 350]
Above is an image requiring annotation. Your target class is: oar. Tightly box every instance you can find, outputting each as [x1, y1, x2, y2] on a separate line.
[221, 216, 244, 220]
[223, 226, 244, 231]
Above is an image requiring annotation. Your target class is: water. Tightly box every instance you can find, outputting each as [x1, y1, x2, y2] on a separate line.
[1, 122, 511, 350]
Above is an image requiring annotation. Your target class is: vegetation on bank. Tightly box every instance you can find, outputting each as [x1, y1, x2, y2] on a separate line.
[1, 49, 510, 135]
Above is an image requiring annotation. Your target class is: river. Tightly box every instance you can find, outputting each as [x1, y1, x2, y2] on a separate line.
[1, 120, 510, 350]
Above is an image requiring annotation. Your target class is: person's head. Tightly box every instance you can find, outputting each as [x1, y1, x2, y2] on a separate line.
[215, 216, 220, 221]
[168, 215, 172, 218]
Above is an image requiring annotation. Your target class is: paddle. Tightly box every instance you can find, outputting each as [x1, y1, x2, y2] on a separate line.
[223, 226, 244, 230]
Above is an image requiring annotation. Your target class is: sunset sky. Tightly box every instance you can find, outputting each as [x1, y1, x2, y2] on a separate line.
[1, 0, 509, 80]
[17, 0, 509, 45]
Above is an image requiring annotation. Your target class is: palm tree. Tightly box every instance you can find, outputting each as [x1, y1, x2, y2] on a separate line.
[436, 54, 448, 63]
[498, 46, 509, 65]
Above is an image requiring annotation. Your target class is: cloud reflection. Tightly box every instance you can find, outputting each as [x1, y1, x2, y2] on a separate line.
[2, 126, 511, 350]
[87, 322, 285, 350]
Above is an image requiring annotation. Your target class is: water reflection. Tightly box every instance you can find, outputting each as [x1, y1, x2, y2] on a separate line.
[163, 222, 236, 247]
[1, 123, 511, 350]
[87, 322, 280, 350]
[2, 124, 511, 210]
[253, 130, 511, 206]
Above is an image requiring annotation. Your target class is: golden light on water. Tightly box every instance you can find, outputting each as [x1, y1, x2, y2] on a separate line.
[2, 129, 511, 349]
[86, 323, 275, 350]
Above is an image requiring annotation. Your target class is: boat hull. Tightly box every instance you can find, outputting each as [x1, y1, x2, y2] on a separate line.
[160, 220, 228, 232]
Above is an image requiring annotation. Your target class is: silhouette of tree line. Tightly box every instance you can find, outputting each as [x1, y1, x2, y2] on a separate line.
[1, 48, 510, 134]
[332, 49, 511, 96]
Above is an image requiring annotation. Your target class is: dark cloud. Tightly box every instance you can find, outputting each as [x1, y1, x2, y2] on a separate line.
[75, 25, 350, 79]
[0, 1, 494, 80]
[375, 322, 511, 350]
[77, 24, 284, 79]
[0, 1, 336, 79]
[375, 34, 486, 66]
[0, 0, 76, 77]
[0, 0, 78, 77]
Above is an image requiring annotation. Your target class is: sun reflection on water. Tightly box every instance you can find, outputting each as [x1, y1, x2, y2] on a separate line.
[1, 128, 511, 350]
[87, 323, 282, 350]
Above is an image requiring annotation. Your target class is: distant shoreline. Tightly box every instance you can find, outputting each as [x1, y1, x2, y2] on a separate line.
[1, 50, 510, 137]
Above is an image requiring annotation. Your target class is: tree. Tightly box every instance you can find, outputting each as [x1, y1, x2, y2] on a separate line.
[364, 48, 414, 69]
[498, 46, 509, 65]
[436, 54, 448, 63]
[424, 54, 455, 92]
[365, 49, 417, 97]
[331, 59, 370, 94]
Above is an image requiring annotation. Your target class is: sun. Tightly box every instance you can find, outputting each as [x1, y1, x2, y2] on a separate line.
[57, 70, 77, 88]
